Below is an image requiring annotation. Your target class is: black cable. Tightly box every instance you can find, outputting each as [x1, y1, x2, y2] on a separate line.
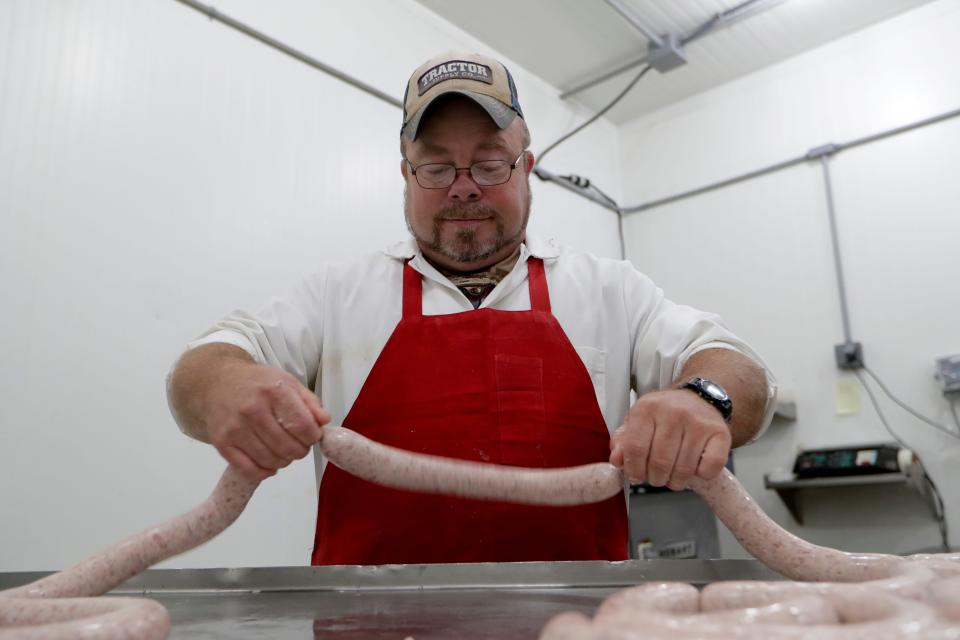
[923, 474, 950, 554]
[586, 182, 620, 210]
[616, 211, 627, 261]
[559, 174, 592, 189]
[536, 64, 653, 168]
[533, 61, 648, 258]
[584, 183, 627, 260]
[854, 370, 951, 552]
[574, 179, 626, 260]
[557, 175, 621, 212]
[584, 183, 626, 260]
[551, 174, 625, 258]
[861, 366, 960, 440]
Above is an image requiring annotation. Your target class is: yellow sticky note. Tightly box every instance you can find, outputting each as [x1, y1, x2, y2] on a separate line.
[836, 379, 861, 415]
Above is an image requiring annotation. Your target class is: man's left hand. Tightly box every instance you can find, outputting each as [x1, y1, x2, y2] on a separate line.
[609, 389, 731, 490]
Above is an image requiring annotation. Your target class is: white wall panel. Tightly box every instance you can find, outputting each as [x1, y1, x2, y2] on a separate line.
[618, 0, 960, 555]
[0, 0, 621, 570]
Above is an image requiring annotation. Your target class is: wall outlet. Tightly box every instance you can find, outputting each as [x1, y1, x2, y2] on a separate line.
[935, 355, 960, 394]
[835, 341, 864, 369]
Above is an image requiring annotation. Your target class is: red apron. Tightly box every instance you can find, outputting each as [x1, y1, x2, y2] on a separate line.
[311, 258, 628, 565]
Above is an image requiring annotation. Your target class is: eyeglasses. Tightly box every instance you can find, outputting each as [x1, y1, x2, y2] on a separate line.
[408, 150, 527, 189]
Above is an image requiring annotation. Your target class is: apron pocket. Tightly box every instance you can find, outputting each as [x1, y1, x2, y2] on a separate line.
[495, 353, 547, 466]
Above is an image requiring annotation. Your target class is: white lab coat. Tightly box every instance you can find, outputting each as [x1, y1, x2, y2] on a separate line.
[182, 233, 777, 486]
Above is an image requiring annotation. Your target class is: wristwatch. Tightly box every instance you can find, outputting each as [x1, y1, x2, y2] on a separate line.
[681, 377, 733, 423]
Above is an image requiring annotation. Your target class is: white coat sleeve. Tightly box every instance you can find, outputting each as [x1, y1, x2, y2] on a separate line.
[622, 263, 778, 441]
[182, 267, 327, 390]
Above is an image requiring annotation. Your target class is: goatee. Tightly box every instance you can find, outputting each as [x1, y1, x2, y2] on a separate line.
[408, 203, 526, 265]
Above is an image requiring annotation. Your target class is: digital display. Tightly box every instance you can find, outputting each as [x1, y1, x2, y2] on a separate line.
[793, 445, 900, 478]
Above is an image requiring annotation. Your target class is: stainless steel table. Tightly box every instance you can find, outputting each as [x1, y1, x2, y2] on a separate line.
[0, 560, 784, 639]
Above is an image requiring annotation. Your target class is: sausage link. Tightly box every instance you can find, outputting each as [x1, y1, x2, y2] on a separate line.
[541, 467, 960, 639]
[4, 425, 959, 639]
[0, 467, 258, 638]
[318, 425, 625, 506]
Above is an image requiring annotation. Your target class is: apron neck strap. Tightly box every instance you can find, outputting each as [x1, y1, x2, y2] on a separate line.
[526, 258, 551, 312]
[403, 259, 423, 317]
[402, 256, 551, 317]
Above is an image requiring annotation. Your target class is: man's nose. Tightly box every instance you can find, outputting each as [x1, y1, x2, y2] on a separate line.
[447, 169, 481, 201]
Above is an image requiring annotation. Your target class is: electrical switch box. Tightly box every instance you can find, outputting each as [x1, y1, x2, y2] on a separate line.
[647, 33, 688, 73]
[935, 355, 960, 394]
[834, 341, 864, 369]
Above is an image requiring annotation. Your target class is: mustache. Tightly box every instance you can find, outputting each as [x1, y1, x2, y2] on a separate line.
[436, 204, 498, 220]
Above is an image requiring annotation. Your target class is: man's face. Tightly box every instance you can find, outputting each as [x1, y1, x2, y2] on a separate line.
[402, 96, 534, 272]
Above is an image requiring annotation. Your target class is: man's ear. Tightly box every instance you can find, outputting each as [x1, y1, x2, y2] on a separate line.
[524, 150, 536, 174]
[401, 158, 408, 179]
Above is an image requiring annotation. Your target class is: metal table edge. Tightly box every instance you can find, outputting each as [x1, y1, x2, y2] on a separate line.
[1, 559, 784, 594]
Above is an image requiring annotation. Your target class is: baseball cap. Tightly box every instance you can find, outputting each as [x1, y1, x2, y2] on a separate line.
[401, 51, 524, 141]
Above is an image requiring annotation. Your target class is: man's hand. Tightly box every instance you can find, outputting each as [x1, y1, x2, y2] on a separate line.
[204, 361, 330, 480]
[609, 389, 731, 490]
[168, 344, 330, 481]
[609, 348, 770, 489]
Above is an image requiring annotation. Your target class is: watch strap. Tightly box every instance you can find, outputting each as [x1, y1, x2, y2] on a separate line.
[681, 377, 733, 423]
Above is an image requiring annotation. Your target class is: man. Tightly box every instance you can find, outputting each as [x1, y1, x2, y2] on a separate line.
[168, 52, 776, 565]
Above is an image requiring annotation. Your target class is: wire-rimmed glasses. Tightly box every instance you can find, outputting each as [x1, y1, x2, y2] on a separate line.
[408, 150, 527, 189]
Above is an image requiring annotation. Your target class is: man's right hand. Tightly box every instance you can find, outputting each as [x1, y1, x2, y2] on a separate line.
[169, 344, 331, 480]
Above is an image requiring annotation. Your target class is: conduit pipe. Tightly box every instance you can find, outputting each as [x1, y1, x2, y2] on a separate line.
[621, 106, 960, 215]
[619, 105, 960, 371]
[172, 0, 403, 109]
[818, 155, 853, 346]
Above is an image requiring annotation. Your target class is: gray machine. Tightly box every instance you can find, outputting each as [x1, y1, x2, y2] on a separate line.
[626, 455, 731, 559]
[627, 483, 721, 559]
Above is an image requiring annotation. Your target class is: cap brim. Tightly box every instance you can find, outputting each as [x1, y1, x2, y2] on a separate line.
[402, 90, 518, 141]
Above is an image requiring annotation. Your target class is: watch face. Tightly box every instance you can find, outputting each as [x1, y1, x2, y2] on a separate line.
[704, 381, 728, 401]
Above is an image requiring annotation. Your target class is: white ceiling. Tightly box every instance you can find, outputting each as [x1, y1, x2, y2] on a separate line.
[413, 0, 936, 124]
